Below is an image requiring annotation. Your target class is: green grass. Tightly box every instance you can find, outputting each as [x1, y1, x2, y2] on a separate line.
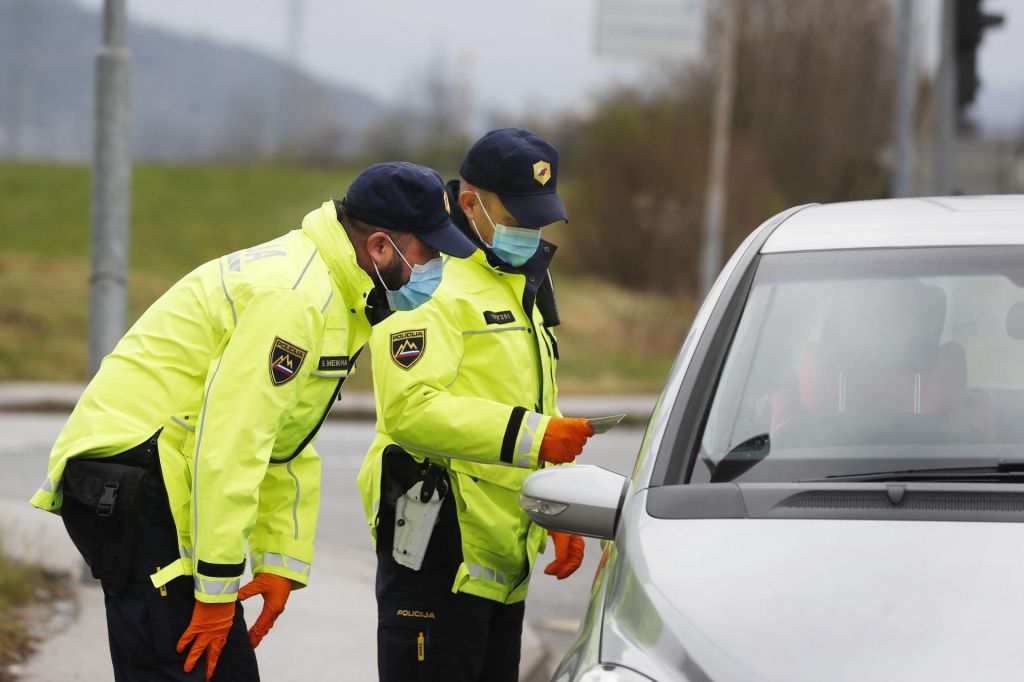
[2, 162, 358, 279]
[0, 163, 691, 390]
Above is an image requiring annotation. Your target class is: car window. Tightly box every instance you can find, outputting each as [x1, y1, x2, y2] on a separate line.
[689, 246, 1024, 484]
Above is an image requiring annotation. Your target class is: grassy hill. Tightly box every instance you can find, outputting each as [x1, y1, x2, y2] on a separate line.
[0, 162, 693, 392]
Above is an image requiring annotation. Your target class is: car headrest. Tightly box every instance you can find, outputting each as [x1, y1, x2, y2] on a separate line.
[821, 281, 947, 372]
[1006, 301, 1024, 341]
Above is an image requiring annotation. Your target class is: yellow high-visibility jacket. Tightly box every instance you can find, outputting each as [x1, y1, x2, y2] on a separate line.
[357, 246, 562, 605]
[31, 200, 375, 603]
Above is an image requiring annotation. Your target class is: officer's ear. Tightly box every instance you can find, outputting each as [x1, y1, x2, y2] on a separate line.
[458, 189, 477, 218]
[365, 231, 395, 268]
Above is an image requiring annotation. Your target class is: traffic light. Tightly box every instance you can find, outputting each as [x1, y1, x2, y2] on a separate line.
[954, 0, 1004, 113]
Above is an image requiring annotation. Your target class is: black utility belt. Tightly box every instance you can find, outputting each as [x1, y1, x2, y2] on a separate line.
[61, 431, 161, 594]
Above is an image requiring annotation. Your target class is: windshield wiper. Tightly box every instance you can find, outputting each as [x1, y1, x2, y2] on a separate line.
[710, 433, 770, 483]
[804, 460, 1024, 483]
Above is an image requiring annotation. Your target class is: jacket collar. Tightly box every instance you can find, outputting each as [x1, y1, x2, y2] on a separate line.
[301, 200, 375, 310]
[468, 238, 557, 276]
[467, 240, 558, 319]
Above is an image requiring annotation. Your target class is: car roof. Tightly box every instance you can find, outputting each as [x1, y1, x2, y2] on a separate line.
[761, 195, 1024, 253]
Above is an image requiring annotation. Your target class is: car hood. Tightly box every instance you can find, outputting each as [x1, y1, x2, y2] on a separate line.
[601, 493, 1024, 682]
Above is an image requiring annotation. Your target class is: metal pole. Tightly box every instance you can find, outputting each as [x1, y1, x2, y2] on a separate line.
[891, 0, 916, 198]
[699, 0, 740, 297]
[934, 0, 956, 195]
[88, 0, 132, 378]
[289, 0, 302, 150]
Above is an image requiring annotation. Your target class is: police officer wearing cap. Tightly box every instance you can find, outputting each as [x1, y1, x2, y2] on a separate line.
[357, 130, 595, 681]
[30, 162, 475, 681]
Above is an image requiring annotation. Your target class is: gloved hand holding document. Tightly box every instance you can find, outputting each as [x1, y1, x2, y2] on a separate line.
[586, 414, 627, 434]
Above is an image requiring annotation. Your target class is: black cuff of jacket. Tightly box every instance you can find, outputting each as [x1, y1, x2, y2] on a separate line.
[197, 560, 246, 578]
[500, 406, 528, 464]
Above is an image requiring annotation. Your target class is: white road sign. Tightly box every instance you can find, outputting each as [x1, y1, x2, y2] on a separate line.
[596, 0, 707, 62]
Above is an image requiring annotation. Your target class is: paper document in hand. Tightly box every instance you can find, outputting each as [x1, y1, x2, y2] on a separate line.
[586, 414, 627, 434]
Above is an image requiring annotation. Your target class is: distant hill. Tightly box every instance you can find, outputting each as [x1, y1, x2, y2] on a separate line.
[0, 0, 386, 161]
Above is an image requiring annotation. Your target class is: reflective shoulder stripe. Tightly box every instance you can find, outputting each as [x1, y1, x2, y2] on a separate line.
[293, 248, 319, 290]
[219, 258, 237, 326]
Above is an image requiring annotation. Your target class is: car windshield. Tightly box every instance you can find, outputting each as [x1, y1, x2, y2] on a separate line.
[690, 246, 1024, 484]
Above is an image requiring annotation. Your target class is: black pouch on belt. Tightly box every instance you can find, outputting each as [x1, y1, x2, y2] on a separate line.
[61, 430, 160, 594]
[380, 445, 449, 507]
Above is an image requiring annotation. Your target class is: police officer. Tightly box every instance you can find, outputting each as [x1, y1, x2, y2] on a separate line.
[30, 162, 476, 681]
[357, 129, 595, 681]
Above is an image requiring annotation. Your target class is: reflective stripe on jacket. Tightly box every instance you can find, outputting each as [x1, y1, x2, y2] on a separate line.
[356, 248, 562, 604]
[30, 201, 374, 603]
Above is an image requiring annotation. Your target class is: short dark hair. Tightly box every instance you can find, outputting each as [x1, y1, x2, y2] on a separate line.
[335, 198, 410, 246]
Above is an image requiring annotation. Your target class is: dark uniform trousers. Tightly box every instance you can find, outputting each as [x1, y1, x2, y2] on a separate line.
[376, 493, 526, 682]
[101, 464, 259, 682]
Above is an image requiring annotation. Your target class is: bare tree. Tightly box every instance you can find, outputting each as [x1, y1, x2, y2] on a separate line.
[564, 0, 894, 293]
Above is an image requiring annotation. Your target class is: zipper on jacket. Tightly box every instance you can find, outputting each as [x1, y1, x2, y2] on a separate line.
[540, 326, 558, 410]
[529, 321, 545, 413]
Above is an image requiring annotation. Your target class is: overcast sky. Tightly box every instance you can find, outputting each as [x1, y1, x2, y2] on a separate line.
[71, 0, 1024, 136]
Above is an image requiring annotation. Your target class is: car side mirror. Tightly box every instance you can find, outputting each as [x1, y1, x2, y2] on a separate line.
[520, 465, 628, 540]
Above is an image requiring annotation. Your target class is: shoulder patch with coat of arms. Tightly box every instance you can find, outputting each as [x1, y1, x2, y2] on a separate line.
[390, 329, 426, 370]
[270, 337, 307, 385]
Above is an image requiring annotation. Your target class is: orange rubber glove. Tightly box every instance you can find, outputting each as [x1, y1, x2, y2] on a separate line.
[176, 601, 235, 680]
[545, 530, 585, 580]
[238, 573, 293, 649]
[539, 417, 595, 464]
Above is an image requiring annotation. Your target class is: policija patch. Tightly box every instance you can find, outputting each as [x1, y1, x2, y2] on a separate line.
[269, 337, 307, 385]
[391, 330, 426, 370]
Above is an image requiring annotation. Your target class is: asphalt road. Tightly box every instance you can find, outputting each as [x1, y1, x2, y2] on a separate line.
[0, 412, 644, 669]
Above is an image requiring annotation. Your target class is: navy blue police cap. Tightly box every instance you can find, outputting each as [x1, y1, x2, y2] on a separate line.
[460, 128, 568, 229]
[343, 161, 476, 258]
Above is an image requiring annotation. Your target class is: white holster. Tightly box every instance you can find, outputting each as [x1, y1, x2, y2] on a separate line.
[393, 480, 445, 571]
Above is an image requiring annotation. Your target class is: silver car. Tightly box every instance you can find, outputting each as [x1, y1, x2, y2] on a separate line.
[522, 196, 1024, 682]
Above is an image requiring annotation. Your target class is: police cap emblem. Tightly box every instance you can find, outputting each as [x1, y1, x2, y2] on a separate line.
[391, 329, 426, 370]
[533, 160, 552, 186]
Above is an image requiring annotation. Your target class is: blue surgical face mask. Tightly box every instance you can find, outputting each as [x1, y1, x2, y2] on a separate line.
[472, 194, 541, 267]
[373, 235, 444, 312]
